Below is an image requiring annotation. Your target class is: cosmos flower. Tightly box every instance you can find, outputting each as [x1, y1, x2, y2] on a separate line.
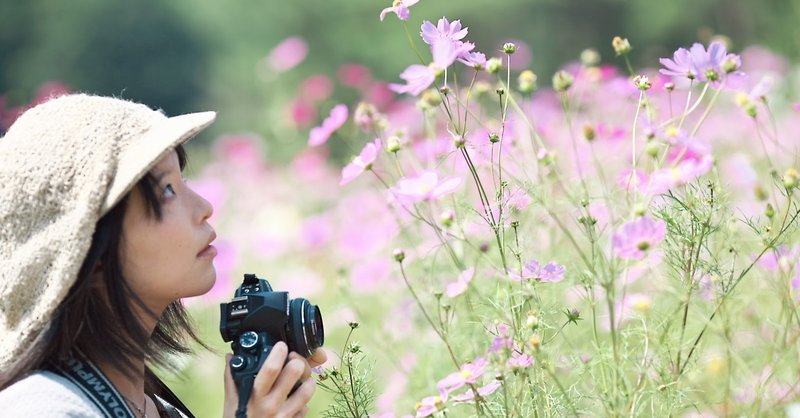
[612, 216, 667, 260]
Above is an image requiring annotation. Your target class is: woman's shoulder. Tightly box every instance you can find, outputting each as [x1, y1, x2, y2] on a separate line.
[0, 370, 103, 417]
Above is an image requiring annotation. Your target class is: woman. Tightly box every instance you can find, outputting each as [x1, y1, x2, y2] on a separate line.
[0, 94, 325, 417]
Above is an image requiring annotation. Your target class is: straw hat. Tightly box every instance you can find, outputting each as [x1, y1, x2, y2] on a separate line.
[0, 94, 216, 370]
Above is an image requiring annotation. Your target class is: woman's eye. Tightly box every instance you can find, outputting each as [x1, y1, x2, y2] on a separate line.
[163, 184, 176, 198]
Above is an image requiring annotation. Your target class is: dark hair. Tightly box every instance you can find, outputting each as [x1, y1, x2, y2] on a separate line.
[0, 145, 208, 390]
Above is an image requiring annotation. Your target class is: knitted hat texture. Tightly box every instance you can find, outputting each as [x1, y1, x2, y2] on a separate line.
[0, 94, 215, 370]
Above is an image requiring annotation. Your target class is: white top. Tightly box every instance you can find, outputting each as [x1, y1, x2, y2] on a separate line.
[0, 371, 190, 417]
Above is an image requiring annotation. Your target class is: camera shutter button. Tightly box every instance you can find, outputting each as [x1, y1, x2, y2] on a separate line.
[230, 355, 246, 370]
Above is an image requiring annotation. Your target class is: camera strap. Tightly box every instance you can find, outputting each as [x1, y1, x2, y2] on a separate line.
[49, 356, 136, 418]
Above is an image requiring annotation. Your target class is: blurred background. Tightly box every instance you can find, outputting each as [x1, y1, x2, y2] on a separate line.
[2, 0, 800, 416]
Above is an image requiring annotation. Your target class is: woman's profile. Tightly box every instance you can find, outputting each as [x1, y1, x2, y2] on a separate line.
[0, 93, 325, 417]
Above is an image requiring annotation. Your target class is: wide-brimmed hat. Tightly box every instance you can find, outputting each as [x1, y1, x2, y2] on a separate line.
[0, 94, 216, 370]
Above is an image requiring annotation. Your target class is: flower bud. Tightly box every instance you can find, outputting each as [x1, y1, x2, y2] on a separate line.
[503, 42, 517, 55]
[440, 210, 455, 228]
[645, 141, 660, 158]
[552, 70, 574, 92]
[721, 55, 741, 74]
[526, 311, 540, 329]
[517, 70, 538, 94]
[664, 82, 675, 92]
[453, 134, 466, 148]
[439, 86, 451, 96]
[496, 87, 505, 97]
[784, 168, 799, 189]
[580, 48, 600, 66]
[422, 89, 442, 107]
[486, 57, 503, 75]
[387, 135, 402, 153]
[633, 75, 651, 91]
[754, 185, 768, 201]
[473, 81, 491, 96]
[393, 248, 405, 262]
[489, 132, 500, 143]
[612, 36, 632, 56]
[479, 242, 490, 253]
[354, 102, 377, 132]
[348, 321, 360, 329]
[765, 203, 775, 218]
[529, 334, 541, 350]
[582, 124, 596, 142]
[633, 203, 647, 217]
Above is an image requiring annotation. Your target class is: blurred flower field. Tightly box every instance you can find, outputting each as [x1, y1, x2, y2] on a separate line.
[4, 3, 800, 417]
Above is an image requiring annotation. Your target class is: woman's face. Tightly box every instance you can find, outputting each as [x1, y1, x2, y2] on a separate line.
[120, 150, 217, 312]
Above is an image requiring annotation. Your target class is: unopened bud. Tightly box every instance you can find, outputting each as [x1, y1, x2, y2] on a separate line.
[784, 168, 799, 189]
[582, 124, 596, 141]
[633, 75, 651, 91]
[503, 42, 517, 55]
[612, 36, 632, 56]
[580, 48, 601, 66]
[526, 311, 540, 329]
[348, 321, 360, 329]
[496, 87, 505, 97]
[510, 220, 520, 228]
[479, 242, 490, 253]
[393, 248, 405, 262]
[453, 135, 466, 148]
[529, 334, 541, 350]
[633, 203, 647, 217]
[664, 82, 675, 92]
[721, 55, 741, 74]
[645, 141, 660, 158]
[440, 210, 455, 228]
[517, 70, 538, 94]
[486, 57, 502, 75]
[754, 185, 768, 201]
[422, 89, 442, 107]
[439, 86, 451, 96]
[765, 203, 775, 218]
[473, 81, 491, 96]
[552, 70, 574, 92]
[489, 132, 500, 143]
[387, 136, 401, 153]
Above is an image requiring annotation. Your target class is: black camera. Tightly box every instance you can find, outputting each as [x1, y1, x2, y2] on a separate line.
[220, 273, 324, 417]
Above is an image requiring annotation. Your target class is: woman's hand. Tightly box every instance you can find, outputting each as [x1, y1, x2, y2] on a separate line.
[222, 341, 327, 418]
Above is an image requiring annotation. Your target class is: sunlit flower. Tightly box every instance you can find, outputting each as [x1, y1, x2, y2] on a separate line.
[379, 0, 420, 21]
[659, 41, 743, 85]
[612, 216, 667, 260]
[340, 138, 381, 185]
[420, 18, 469, 45]
[414, 394, 446, 418]
[392, 171, 462, 202]
[308, 104, 348, 146]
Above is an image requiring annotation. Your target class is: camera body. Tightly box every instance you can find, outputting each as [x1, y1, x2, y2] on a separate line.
[220, 273, 324, 404]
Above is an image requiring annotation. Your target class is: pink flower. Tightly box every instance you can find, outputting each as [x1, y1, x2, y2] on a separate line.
[612, 216, 667, 260]
[308, 104, 348, 146]
[340, 138, 380, 185]
[389, 64, 437, 96]
[393, 171, 462, 202]
[267, 36, 308, 73]
[458, 51, 487, 69]
[437, 357, 488, 398]
[445, 267, 474, 298]
[659, 41, 743, 85]
[299, 75, 333, 102]
[379, 0, 420, 21]
[793, 103, 800, 112]
[451, 380, 502, 403]
[420, 18, 469, 45]
[614, 293, 653, 327]
[509, 260, 565, 283]
[414, 394, 445, 418]
[338, 64, 372, 88]
[507, 351, 534, 370]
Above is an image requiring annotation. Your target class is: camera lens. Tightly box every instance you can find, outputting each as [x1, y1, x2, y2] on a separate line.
[288, 298, 324, 357]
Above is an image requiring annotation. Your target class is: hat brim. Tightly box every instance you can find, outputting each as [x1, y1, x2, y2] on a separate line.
[101, 111, 216, 214]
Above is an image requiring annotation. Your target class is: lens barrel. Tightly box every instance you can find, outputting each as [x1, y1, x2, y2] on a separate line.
[288, 298, 324, 357]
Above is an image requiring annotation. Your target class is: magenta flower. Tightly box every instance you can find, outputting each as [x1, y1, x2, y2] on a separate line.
[308, 104, 348, 147]
[612, 216, 667, 260]
[509, 260, 565, 282]
[266, 36, 308, 73]
[445, 267, 474, 298]
[340, 138, 380, 185]
[393, 171, 462, 202]
[379, 0, 420, 21]
[437, 357, 488, 398]
[451, 380, 502, 403]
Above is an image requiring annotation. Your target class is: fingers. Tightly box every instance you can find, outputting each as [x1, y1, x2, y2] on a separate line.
[308, 348, 328, 369]
[288, 352, 313, 381]
[252, 341, 289, 399]
[279, 378, 316, 416]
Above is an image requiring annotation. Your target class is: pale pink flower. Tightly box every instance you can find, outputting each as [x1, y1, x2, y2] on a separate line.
[389, 64, 436, 96]
[414, 394, 445, 418]
[451, 380, 502, 403]
[793, 103, 800, 112]
[267, 36, 307, 72]
[340, 138, 380, 185]
[445, 267, 474, 298]
[299, 75, 333, 102]
[338, 64, 372, 88]
[308, 104, 348, 146]
[507, 351, 534, 369]
[437, 357, 488, 398]
[351, 259, 393, 292]
[393, 171, 462, 202]
[614, 293, 653, 327]
[612, 216, 667, 260]
[379, 0, 420, 21]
